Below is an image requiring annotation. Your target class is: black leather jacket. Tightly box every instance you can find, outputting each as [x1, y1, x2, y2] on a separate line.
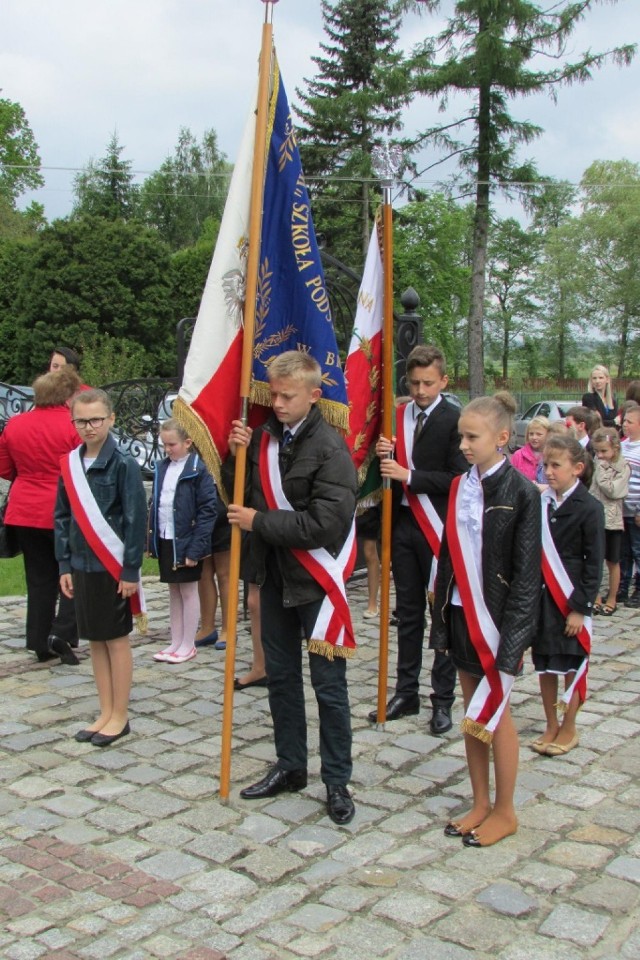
[55, 434, 147, 581]
[223, 406, 357, 607]
[430, 460, 541, 676]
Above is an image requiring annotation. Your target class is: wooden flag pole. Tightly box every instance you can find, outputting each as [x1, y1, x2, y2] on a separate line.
[375, 180, 395, 726]
[219, 2, 275, 800]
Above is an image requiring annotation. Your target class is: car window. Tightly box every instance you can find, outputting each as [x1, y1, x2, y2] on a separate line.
[558, 402, 578, 417]
[538, 403, 551, 418]
[522, 404, 540, 419]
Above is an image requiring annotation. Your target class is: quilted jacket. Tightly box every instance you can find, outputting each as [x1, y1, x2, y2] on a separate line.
[430, 460, 542, 676]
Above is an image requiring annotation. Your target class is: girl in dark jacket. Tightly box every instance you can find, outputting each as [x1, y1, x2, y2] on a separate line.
[532, 436, 604, 757]
[148, 420, 217, 664]
[430, 393, 541, 848]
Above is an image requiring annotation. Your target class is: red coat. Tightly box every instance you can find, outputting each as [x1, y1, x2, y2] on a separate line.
[0, 405, 81, 529]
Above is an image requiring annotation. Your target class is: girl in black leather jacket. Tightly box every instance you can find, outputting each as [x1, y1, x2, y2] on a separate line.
[430, 392, 541, 848]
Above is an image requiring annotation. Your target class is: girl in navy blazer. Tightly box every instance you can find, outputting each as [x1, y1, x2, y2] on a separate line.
[148, 419, 217, 663]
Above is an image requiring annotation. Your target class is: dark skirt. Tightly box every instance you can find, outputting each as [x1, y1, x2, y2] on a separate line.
[212, 504, 231, 553]
[533, 652, 586, 675]
[73, 570, 133, 641]
[356, 505, 381, 541]
[449, 605, 484, 679]
[158, 538, 203, 583]
[604, 529, 623, 564]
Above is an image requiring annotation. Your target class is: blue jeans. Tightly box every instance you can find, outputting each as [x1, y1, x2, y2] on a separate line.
[619, 517, 640, 596]
[260, 566, 352, 785]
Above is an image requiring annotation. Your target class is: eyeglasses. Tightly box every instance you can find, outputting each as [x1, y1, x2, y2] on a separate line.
[72, 417, 108, 430]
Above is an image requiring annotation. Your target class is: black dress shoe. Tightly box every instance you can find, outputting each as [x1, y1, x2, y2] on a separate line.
[48, 636, 80, 666]
[36, 650, 58, 662]
[326, 784, 355, 825]
[368, 694, 420, 723]
[240, 765, 307, 799]
[91, 722, 131, 747]
[430, 706, 453, 735]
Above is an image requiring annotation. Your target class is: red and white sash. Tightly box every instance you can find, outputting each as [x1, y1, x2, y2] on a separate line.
[395, 402, 443, 591]
[259, 432, 356, 659]
[540, 491, 591, 705]
[60, 448, 147, 633]
[446, 473, 514, 742]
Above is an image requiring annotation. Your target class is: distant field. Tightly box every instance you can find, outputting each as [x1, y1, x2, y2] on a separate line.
[0, 556, 159, 598]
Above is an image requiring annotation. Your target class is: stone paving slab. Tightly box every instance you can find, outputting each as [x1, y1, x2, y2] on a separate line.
[0, 577, 638, 958]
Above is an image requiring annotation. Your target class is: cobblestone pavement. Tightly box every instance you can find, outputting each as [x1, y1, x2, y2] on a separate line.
[0, 575, 638, 960]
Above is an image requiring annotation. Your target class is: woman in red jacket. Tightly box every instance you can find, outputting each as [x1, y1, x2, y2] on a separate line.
[0, 367, 82, 662]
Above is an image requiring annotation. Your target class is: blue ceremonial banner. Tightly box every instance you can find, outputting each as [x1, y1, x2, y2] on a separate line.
[250, 58, 349, 429]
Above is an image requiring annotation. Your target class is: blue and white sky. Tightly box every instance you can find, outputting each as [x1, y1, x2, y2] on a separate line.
[2, 0, 639, 221]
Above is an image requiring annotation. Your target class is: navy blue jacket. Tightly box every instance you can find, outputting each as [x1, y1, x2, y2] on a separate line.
[148, 452, 217, 567]
[55, 433, 147, 581]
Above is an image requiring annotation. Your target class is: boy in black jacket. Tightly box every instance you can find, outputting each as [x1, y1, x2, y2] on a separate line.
[226, 352, 358, 825]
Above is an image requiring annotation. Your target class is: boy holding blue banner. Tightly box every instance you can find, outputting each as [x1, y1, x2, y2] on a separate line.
[226, 351, 358, 825]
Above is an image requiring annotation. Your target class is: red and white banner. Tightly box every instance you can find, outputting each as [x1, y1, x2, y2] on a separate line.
[446, 473, 514, 742]
[540, 492, 591, 705]
[395, 401, 443, 590]
[259, 433, 356, 658]
[345, 221, 383, 490]
[60, 449, 147, 631]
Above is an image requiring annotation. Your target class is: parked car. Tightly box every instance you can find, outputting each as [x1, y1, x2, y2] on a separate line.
[513, 400, 579, 449]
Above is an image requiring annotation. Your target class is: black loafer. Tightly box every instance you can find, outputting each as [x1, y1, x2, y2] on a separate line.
[368, 694, 420, 723]
[326, 784, 355, 825]
[75, 728, 97, 743]
[240, 765, 307, 799]
[91, 722, 130, 747]
[430, 706, 453, 735]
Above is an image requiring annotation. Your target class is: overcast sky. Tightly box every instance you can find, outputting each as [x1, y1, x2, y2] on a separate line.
[2, 0, 640, 222]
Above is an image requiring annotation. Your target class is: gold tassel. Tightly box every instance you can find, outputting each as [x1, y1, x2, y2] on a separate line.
[461, 717, 493, 744]
[135, 612, 148, 636]
[307, 639, 355, 661]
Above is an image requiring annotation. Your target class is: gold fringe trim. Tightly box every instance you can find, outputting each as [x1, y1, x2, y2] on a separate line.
[461, 717, 493, 744]
[307, 639, 355, 661]
[135, 612, 148, 636]
[172, 397, 228, 505]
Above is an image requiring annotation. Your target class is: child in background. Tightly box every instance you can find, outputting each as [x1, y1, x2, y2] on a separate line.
[148, 419, 217, 664]
[565, 406, 599, 452]
[55, 389, 147, 746]
[430, 393, 541, 847]
[590, 428, 630, 616]
[618, 402, 640, 607]
[510, 416, 549, 487]
[532, 436, 604, 757]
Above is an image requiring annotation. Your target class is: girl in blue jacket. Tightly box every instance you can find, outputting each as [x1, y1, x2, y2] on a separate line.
[148, 420, 217, 663]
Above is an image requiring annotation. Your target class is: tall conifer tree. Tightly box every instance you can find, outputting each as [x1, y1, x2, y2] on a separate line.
[403, 0, 635, 396]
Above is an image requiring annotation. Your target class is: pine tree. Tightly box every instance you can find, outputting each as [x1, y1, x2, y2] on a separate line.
[403, 0, 635, 396]
[73, 132, 139, 221]
[295, 0, 408, 270]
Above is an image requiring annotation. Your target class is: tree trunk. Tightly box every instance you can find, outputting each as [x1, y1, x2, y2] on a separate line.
[502, 310, 509, 380]
[468, 78, 491, 398]
[618, 306, 629, 378]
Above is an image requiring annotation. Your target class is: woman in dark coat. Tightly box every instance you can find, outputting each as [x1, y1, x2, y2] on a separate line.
[582, 364, 617, 428]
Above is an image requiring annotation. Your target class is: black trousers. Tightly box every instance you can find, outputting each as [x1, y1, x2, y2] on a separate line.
[260, 565, 352, 785]
[391, 507, 456, 708]
[15, 526, 78, 656]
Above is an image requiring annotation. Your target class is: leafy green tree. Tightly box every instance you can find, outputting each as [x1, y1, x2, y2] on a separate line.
[402, 0, 635, 396]
[73, 132, 139, 221]
[296, 0, 409, 269]
[139, 128, 230, 250]
[0, 97, 43, 204]
[5, 216, 174, 381]
[485, 217, 540, 379]
[578, 159, 640, 377]
[393, 192, 473, 378]
[169, 217, 220, 319]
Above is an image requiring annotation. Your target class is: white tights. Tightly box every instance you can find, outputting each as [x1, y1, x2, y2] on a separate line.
[167, 581, 200, 656]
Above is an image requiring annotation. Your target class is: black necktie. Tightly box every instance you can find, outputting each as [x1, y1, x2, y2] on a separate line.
[414, 411, 426, 442]
[281, 429, 293, 448]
